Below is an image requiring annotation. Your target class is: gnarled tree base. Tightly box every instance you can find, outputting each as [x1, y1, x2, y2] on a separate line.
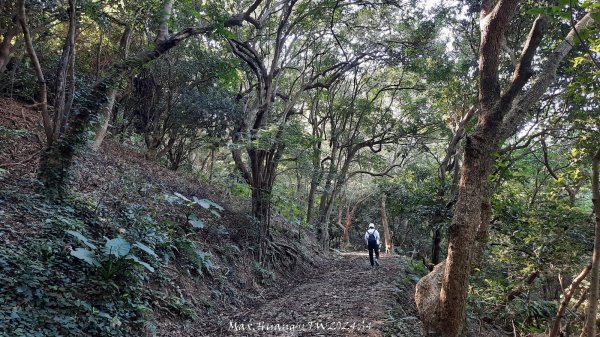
[415, 261, 446, 335]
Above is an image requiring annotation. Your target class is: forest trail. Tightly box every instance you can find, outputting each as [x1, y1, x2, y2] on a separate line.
[208, 253, 419, 337]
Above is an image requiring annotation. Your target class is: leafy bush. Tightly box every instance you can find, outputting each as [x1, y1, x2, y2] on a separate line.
[0, 213, 150, 336]
[162, 192, 224, 224]
[67, 231, 157, 278]
[0, 193, 164, 336]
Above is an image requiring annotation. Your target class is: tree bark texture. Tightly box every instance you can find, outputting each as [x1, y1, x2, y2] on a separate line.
[17, 0, 52, 143]
[90, 88, 117, 151]
[439, 133, 497, 337]
[0, 22, 18, 73]
[381, 194, 393, 254]
[91, 13, 137, 150]
[52, 0, 77, 143]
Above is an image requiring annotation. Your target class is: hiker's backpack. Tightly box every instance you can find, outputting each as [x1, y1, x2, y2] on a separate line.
[367, 231, 377, 245]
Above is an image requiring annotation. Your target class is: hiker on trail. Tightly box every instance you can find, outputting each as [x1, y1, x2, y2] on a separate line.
[364, 223, 380, 267]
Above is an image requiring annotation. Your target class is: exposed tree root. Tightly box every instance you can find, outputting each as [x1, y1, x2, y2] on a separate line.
[265, 240, 300, 272]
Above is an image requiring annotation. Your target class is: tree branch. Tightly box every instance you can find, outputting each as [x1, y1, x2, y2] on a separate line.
[478, 0, 520, 108]
[500, 15, 547, 109]
[346, 163, 404, 181]
[499, 12, 597, 142]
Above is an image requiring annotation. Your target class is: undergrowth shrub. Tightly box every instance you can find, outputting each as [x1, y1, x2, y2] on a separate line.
[0, 192, 169, 336]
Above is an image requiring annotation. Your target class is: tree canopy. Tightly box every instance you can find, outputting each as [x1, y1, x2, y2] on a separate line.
[0, 0, 599, 336]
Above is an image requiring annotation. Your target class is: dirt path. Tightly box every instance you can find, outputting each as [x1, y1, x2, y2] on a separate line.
[208, 252, 418, 337]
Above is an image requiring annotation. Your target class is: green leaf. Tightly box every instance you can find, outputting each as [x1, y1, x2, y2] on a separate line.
[126, 254, 155, 272]
[557, 11, 571, 19]
[162, 194, 182, 204]
[65, 230, 97, 250]
[193, 196, 224, 211]
[104, 238, 131, 258]
[70, 248, 100, 267]
[216, 26, 236, 39]
[526, 7, 549, 15]
[197, 251, 214, 270]
[188, 214, 205, 228]
[174, 192, 191, 202]
[193, 196, 211, 209]
[133, 242, 158, 258]
[206, 200, 224, 212]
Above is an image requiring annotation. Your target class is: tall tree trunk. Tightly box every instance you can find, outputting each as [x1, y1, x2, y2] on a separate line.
[381, 194, 393, 254]
[17, 0, 52, 143]
[91, 16, 136, 150]
[316, 147, 338, 246]
[0, 25, 18, 73]
[317, 195, 334, 250]
[439, 135, 497, 337]
[232, 137, 285, 264]
[52, 0, 77, 142]
[90, 88, 117, 151]
[431, 226, 442, 264]
[580, 148, 600, 337]
[417, 4, 592, 336]
[306, 174, 319, 224]
[315, 146, 358, 248]
[306, 95, 323, 224]
[343, 205, 351, 247]
[252, 185, 272, 263]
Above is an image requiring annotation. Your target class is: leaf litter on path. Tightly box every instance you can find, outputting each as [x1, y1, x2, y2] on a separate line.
[205, 253, 422, 337]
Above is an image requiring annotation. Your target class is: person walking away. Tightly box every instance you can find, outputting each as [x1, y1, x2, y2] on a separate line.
[364, 223, 380, 267]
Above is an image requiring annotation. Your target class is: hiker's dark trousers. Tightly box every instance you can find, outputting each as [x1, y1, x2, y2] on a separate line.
[368, 242, 380, 266]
